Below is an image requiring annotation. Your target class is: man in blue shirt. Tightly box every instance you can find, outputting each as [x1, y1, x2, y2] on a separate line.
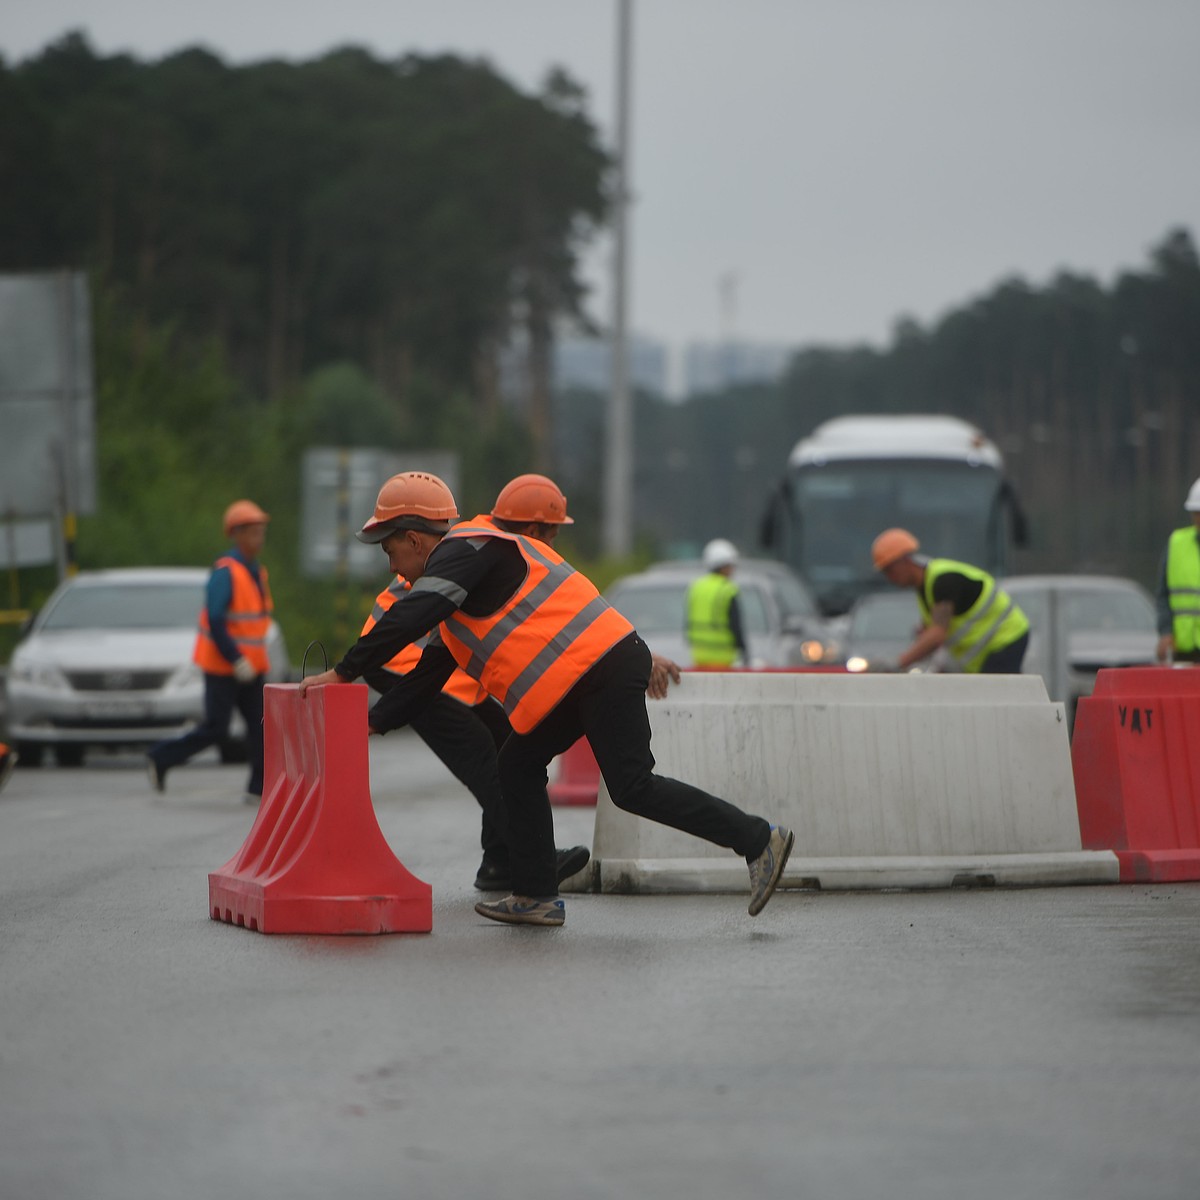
[147, 500, 273, 802]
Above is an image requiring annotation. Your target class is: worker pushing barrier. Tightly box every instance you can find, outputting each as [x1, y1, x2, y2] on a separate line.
[358, 480, 590, 893]
[299, 470, 795, 927]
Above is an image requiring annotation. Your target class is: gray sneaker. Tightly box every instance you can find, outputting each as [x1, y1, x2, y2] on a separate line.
[747, 825, 794, 916]
[475, 895, 566, 927]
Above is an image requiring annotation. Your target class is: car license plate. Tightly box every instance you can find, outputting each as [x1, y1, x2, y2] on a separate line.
[84, 699, 150, 720]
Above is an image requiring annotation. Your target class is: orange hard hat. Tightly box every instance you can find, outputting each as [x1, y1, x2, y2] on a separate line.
[871, 527, 920, 571]
[223, 499, 270, 536]
[491, 473, 575, 525]
[357, 471, 459, 543]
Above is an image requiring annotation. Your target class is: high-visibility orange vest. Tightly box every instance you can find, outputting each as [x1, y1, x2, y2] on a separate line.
[437, 516, 635, 733]
[361, 575, 487, 706]
[194, 557, 273, 675]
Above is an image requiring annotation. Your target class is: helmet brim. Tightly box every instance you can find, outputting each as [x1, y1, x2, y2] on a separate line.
[357, 516, 452, 543]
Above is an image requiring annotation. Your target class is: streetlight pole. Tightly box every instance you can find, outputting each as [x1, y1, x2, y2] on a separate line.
[603, 0, 634, 558]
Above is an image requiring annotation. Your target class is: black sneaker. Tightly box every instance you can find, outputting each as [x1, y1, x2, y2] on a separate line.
[473, 845, 591, 892]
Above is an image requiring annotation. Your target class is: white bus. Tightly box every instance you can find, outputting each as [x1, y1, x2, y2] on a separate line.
[760, 414, 1028, 616]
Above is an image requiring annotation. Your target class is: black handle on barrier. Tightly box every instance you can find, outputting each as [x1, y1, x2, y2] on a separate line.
[301, 640, 330, 680]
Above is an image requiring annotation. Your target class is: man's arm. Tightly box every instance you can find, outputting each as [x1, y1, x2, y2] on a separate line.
[205, 565, 241, 664]
[1155, 543, 1174, 661]
[727, 593, 749, 664]
[897, 601, 952, 668]
[368, 639, 458, 733]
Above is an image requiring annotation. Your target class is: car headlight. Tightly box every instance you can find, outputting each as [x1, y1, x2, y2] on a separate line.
[10, 660, 70, 689]
[165, 663, 204, 691]
[799, 639, 827, 663]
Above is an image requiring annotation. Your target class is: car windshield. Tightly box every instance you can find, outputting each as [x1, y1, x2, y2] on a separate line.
[36, 582, 203, 632]
[1006, 584, 1155, 634]
[788, 459, 1003, 587]
[609, 579, 772, 634]
[1060, 590, 1154, 632]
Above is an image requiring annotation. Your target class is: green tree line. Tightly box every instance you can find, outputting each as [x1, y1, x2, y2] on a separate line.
[3, 33, 1197, 665]
[0, 33, 618, 661]
[1, 31, 609, 459]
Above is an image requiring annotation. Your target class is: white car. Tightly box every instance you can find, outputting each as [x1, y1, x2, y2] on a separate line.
[1001, 574, 1158, 728]
[6, 567, 290, 767]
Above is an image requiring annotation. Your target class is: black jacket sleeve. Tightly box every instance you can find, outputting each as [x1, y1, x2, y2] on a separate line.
[368, 637, 458, 733]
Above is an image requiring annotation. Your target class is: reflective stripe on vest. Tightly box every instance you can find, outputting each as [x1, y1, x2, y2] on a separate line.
[1166, 526, 1200, 653]
[361, 575, 487, 706]
[193, 556, 273, 675]
[686, 572, 739, 666]
[920, 558, 1029, 673]
[436, 516, 635, 733]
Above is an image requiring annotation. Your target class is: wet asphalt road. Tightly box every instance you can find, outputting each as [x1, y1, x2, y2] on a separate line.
[1, 732, 1199, 1200]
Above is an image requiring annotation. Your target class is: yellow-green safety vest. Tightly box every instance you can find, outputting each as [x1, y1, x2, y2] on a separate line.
[686, 572, 740, 667]
[1166, 527, 1200, 653]
[919, 559, 1029, 673]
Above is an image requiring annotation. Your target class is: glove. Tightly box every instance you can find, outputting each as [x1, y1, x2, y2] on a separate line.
[232, 656, 257, 683]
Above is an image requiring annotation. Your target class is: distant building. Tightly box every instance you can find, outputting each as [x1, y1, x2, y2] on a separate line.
[682, 339, 795, 396]
[499, 330, 669, 401]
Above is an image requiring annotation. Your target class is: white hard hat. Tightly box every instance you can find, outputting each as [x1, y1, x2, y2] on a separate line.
[1186, 477, 1200, 512]
[702, 538, 739, 570]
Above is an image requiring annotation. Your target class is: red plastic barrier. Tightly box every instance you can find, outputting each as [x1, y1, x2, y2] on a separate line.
[208, 683, 432, 934]
[548, 736, 600, 807]
[1071, 667, 1200, 882]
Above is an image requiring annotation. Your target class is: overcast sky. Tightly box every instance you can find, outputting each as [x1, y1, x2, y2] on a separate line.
[5, 1, 1199, 359]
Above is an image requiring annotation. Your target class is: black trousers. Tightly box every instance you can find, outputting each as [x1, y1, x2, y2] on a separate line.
[981, 630, 1029, 674]
[408, 694, 511, 862]
[498, 633, 772, 897]
[149, 673, 264, 795]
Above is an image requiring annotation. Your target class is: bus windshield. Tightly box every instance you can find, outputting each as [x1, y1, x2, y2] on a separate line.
[787, 458, 1004, 602]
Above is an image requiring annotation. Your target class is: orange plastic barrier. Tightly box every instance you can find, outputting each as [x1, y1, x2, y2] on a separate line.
[548, 737, 600, 807]
[208, 683, 432, 934]
[1071, 667, 1200, 882]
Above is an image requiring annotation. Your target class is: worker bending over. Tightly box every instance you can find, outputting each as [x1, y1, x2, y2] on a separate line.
[871, 528, 1029, 673]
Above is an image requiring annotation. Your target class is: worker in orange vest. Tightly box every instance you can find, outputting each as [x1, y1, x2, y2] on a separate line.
[147, 500, 273, 802]
[300, 471, 793, 928]
[359, 505, 589, 892]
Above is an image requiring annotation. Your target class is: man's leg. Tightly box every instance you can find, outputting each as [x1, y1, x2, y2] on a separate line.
[410, 694, 508, 862]
[149, 673, 238, 782]
[581, 636, 771, 859]
[235, 678, 265, 797]
[495, 701, 587, 899]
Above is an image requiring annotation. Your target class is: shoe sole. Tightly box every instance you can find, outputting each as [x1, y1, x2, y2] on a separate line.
[474, 902, 564, 927]
[749, 828, 795, 916]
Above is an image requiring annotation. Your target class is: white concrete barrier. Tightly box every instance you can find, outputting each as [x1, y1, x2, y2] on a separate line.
[575, 672, 1118, 892]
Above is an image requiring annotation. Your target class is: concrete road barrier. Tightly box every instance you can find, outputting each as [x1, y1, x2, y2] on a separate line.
[574, 672, 1118, 892]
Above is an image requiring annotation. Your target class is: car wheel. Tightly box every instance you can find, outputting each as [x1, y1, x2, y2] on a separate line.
[54, 745, 86, 768]
[16, 742, 45, 768]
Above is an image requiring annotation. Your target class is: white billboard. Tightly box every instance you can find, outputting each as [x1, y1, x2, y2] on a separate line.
[0, 271, 97, 569]
[300, 447, 460, 581]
